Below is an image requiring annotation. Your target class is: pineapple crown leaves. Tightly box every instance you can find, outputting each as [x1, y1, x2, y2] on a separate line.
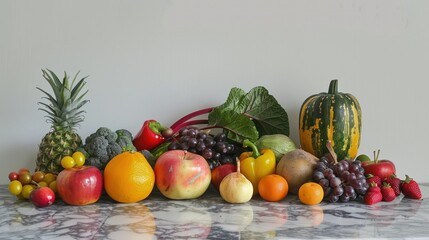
[37, 69, 90, 131]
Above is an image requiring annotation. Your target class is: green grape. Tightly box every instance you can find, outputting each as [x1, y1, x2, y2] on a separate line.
[9, 180, 23, 196]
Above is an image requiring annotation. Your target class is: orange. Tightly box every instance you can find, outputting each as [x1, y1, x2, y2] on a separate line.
[298, 182, 324, 205]
[258, 174, 289, 202]
[104, 151, 155, 203]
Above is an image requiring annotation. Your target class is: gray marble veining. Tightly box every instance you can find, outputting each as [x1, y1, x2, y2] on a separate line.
[0, 184, 427, 239]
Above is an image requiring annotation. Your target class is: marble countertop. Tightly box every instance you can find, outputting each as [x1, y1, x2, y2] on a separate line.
[0, 183, 427, 240]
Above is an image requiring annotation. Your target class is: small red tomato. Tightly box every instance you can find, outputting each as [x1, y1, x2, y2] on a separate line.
[8, 172, 19, 181]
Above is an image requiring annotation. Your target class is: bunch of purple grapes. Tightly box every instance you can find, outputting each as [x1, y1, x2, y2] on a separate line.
[313, 155, 369, 203]
[167, 127, 239, 169]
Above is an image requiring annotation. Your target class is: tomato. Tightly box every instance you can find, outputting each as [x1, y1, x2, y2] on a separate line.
[72, 152, 86, 167]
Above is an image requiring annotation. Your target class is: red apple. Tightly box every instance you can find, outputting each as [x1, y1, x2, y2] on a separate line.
[154, 150, 211, 199]
[361, 150, 396, 180]
[211, 163, 237, 191]
[30, 187, 55, 208]
[56, 165, 103, 205]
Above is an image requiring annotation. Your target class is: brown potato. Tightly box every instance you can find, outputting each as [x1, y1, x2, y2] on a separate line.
[276, 149, 318, 194]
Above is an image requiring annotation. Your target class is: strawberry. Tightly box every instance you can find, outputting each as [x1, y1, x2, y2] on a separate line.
[381, 182, 396, 202]
[384, 174, 401, 196]
[401, 175, 422, 200]
[366, 174, 381, 187]
[364, 183, 382, 205]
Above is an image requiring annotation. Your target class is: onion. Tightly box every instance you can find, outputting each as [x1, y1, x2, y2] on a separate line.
[219, 159, 253, 203]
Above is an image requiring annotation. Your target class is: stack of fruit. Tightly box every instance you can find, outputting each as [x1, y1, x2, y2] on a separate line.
[360, 150, 422, 205]
[5, 72, 424, 208]
[8, 169, 57, 207]
[56, 151, 103, 206]
[308, 147, 423, 205]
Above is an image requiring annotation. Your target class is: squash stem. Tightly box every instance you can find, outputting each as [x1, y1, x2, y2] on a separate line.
[328, 79, 338, 94]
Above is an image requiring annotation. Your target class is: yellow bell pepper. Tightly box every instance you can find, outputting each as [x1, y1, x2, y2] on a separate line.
[239, 139, 276, 195]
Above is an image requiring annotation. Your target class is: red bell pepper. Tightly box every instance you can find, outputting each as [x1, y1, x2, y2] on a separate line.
[133, 120, 171, 151]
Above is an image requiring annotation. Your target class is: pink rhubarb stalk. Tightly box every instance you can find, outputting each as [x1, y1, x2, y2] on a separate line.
[169, 107, 213, 133]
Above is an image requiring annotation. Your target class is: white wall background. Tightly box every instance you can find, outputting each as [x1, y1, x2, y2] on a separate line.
[1, 1, 428, 185]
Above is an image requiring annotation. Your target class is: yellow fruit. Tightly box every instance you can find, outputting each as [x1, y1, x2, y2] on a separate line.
[104, 151, 155, 203]
[8, 180, 22, 196]
[72, 151, 86, 167]
[61, 156, 75, 169]
[21, 185, 35, 199]
[38, 181, 48, 187]
[298, 182, 324, 205]
[49, 180, 58, 193]
[44, 173, 56, 184]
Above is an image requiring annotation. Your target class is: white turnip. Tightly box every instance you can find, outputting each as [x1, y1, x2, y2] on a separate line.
[219, 160, 253, 203]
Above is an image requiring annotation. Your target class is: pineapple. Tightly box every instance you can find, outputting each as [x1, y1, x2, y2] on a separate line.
[35, 69, 89, 174]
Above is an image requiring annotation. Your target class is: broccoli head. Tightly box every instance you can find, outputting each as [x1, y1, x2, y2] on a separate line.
[117, 135, 136, 151]
[87, 157, 104, 169]
[96, 127, 118, 144]
[81, 127, 137, 169]
[116, 129, 133, 140]
[85, 136, 108, 156]
[106, 142, 122, 160]
[116, 129, 136, 151]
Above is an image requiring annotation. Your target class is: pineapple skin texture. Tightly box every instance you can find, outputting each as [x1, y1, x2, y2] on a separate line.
[35, 69, 89, 174]
[36, 130, 83, 174]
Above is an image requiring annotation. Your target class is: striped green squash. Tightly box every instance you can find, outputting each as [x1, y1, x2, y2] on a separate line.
[299, 80, 362, 160]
